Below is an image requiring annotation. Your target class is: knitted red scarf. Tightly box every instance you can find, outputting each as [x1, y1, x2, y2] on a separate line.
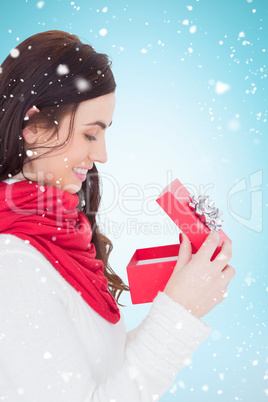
[0, 180, 120, 324]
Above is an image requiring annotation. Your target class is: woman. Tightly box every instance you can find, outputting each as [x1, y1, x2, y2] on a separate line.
[0, 30, 235, 401]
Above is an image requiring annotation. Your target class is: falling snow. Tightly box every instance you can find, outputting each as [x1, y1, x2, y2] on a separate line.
[215, 81, 231, 94]
[74, 77, 91, 92]
[61, 371, 73, 383]
[56, 64, 70, 75]
[0, 2, 267, 401]
[26, 150, 34, 157]
[99, 28, 107, 37]
[10, 48, 20, 58]
[36, 1, 45, 9]
[189, 25, 197, 34]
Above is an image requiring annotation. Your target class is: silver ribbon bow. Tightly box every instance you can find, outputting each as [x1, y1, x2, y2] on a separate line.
[188, 194, 223, 231]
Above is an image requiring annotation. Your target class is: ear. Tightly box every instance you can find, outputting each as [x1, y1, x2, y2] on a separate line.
[22, 106, 40, 145]
[22, 125, 39, 145]
[23, 105, 40, 121]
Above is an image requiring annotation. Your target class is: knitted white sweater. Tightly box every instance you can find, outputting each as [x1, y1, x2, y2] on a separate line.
[0, 184, 211, 402]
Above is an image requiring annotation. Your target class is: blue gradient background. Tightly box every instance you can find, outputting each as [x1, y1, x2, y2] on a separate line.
[0, 1, 267, 401]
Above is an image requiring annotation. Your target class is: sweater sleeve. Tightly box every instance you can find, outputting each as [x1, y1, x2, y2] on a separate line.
[95, 292, 211, 402]
[0, 242, 211, 402]
[125, 291, 211, 399]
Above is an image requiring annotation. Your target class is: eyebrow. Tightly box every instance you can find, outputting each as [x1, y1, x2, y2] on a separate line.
[83, 120, 112, 129]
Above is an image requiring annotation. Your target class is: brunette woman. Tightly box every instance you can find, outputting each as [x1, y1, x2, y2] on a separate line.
[0, 30, 235, 401]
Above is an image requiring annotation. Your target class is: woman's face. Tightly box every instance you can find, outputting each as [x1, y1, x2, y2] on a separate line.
[21, 93, 116, 194]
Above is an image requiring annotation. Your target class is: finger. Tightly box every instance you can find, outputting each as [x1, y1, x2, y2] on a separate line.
[196, 230, 220, 262]
[221, 264, 236, 278]
[213, 240, 232, 268]
[218, 266, 235, 297]
[175, 233, 192, 270]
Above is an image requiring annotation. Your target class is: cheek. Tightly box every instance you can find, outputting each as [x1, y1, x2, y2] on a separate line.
[62, 146, 85, 168]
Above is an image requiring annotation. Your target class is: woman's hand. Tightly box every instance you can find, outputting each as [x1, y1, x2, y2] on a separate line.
[163, 230, 235, 319]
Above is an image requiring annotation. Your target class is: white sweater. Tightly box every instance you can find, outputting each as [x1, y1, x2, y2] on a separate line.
[0, 182, 211, 402]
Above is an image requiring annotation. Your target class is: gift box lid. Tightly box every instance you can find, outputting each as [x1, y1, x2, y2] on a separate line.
[156, 178, 231, 255]
[126, 243, 181, 304]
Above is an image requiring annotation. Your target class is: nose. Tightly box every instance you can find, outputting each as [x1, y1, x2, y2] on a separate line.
[88, 137, 107, 164]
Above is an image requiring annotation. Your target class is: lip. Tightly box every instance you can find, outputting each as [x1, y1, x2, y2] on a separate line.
[72, 169, 87, 182]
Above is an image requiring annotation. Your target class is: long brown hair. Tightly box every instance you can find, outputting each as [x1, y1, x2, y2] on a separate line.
[0, 30, 129, 303]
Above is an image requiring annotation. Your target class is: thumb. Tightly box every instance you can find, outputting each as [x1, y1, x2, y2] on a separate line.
[176, 233, 192, 270]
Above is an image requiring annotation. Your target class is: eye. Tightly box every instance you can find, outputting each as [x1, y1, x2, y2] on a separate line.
[85, 134, 97, 141]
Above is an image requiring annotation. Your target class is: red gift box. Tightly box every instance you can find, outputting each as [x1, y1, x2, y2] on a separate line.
[126, 178, 232, 305]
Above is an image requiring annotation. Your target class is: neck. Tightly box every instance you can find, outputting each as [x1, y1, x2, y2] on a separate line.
[11, 172, 26, 181]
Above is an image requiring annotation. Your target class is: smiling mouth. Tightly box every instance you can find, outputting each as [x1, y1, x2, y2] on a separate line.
[72, 168, 88, 182]
[72, 167, 89, 175]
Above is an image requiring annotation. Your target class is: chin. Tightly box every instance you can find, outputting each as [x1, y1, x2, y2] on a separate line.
[62, 182, 82, 194]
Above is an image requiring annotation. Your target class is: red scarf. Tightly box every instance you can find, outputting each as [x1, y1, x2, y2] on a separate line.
[0, 180, 120, 324]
